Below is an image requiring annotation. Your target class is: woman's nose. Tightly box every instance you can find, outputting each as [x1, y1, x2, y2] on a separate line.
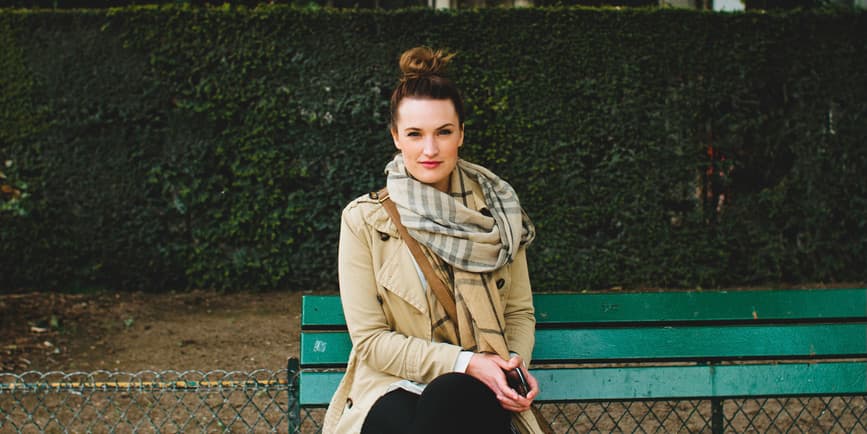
[422, 136, 438, 156]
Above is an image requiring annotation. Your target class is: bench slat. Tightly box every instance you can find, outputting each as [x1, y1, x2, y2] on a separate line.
[302, 295, 346, 328]
[302, 288, 867, 328]
[300, 332, 352, 366]
[300, 371, 344, 406]
[298, 361, 867, 405]
[532, 323, 867, 362]
[538, 362, 867, 400]
[534, 288, 867, 324]
[301, 323, 867, 366]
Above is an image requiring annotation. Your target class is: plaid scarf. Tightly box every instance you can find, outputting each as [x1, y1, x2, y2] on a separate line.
[385, 154, 535, 358]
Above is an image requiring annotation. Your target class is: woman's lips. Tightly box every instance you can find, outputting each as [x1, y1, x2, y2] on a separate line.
[419, 161, 441, 169]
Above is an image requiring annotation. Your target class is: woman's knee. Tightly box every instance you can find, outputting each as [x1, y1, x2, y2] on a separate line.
[426, 372, 494, 399]
[415, 373, 511, 434]
[361, 389, 417, 434]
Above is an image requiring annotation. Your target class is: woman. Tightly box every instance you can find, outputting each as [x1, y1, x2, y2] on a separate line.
[323, 46, 544, 434]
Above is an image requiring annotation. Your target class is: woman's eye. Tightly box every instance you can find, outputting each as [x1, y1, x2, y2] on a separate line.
[407, 132, 421, 137]
[439, 130, 452, 136]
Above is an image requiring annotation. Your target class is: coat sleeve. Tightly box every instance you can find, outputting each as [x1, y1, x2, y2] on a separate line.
[338, 204, 463, 384]
[503, 247, 536, 365]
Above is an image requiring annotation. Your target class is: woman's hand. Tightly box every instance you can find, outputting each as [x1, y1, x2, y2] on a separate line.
[466, 353, 539, 413]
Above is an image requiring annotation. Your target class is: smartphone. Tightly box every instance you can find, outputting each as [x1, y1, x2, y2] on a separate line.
[506, 368, 529, 397]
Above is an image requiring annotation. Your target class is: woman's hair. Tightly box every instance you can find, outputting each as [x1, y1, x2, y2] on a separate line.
[390, 46, 465, 130]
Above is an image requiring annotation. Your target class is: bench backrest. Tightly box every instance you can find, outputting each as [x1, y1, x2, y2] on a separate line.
[298, 288, 867, 405]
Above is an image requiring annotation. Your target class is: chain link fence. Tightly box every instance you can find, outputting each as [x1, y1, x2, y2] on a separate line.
[2, 369, 866, 433]
[0, 369, 293, 433]
[535, 397, 867, 433]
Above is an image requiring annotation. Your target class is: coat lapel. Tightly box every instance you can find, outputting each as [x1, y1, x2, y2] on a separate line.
[376, 238, 429, 316]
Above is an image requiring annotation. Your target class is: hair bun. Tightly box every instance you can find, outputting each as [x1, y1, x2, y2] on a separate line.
[399, 46, 455, 81]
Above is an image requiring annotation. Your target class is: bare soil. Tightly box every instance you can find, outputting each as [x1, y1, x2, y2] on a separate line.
[0, 289, 326, 373]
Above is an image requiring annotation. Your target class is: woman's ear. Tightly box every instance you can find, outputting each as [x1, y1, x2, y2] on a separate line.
[458, 123, 465, 147]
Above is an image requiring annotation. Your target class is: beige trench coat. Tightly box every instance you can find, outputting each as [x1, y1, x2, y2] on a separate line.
[322, 192, 542, 434]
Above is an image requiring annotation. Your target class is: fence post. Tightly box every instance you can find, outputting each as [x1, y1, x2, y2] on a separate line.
[711, 398, 724, 434]
[287, 358, 301, 433]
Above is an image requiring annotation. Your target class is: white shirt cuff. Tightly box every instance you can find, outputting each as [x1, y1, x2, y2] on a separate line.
[454, 351, 474, 373]
[454, 351, 524, 373]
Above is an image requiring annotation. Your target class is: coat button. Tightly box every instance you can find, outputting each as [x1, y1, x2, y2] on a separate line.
[376, 295, 383, 304]
[496, 278, 506, 289]
[379, 232, 390, 241]
[480, 208, 492, 217]
[346, 398, 353, 408]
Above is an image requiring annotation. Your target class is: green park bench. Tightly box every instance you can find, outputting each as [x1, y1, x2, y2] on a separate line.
[287, 288, 867, 433]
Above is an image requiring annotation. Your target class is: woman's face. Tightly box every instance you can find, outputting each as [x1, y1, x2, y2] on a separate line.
[391, 98, 464, 193]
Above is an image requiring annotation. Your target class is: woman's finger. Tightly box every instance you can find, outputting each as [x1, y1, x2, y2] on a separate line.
[506, 355, 524, 370]
[467, 353, 520, 401]
[498, 394, 531, 412]
[523, 368, 540, 401]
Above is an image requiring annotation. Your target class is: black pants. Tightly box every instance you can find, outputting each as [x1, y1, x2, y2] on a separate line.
[361, 373, 513, 434]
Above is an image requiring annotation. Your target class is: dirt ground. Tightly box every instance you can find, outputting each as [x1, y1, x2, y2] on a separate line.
[0, 289, 329, 373]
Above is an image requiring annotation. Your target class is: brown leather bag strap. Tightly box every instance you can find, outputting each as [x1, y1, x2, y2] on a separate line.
[377, 188, 459, 325]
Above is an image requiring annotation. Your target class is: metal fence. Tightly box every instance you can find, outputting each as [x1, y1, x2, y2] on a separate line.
[2, 370, 867, 433]
[0, 369, 293, 433]
[535, 397, 867, 433]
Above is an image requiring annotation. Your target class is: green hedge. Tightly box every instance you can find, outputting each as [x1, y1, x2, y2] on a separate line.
[0, 0, 430, 10]
[1, 6, 865, 292]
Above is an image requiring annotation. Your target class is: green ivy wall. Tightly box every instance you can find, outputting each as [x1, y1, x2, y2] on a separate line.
[1, 7, 865, 292]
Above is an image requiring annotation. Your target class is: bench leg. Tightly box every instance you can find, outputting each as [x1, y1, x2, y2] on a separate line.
[711, 398, 724, 434]
[287, 357, 301, 433]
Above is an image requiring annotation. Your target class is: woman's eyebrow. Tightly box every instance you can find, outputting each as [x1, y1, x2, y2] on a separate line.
[404, 123, 455, 132]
